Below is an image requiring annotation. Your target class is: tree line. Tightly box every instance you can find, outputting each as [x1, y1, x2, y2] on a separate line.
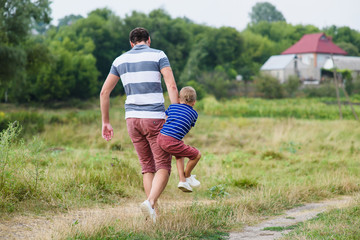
[1, 1, 360, 102]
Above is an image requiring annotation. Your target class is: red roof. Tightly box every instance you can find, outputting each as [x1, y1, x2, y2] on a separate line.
[282, 33, 347, 55]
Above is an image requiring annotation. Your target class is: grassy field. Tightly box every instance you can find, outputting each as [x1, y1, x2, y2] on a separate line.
[1, 96, 360, 239]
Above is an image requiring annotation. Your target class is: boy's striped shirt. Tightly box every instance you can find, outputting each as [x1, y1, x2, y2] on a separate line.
[109, 44, 170, 119]
[160, 104, 198, 140]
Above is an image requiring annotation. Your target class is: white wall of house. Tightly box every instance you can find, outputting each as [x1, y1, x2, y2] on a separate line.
[298, 54, 314, 66]
[296, 53, 331, 81]
[317, 54, 331, 67]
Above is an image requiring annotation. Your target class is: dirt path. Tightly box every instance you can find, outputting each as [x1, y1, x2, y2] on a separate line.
[0, 199, 198, 240]
[0, 202, 141, 240]
[0, 196, 353, 240]
[228, 196, 353, 240]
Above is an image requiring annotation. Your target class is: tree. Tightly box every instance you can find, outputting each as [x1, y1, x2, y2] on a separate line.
[238, 30, 277, 81]
[57, 14, 83, 27]
[249, 2, 285, 24]
[196, 66, 238, 100]
[323, 26, 360, 56]
[337, 42, 359, 56]
[0, 0, 51, 45]
[0, 0, 51, 102]
[180, 26, 243, 84]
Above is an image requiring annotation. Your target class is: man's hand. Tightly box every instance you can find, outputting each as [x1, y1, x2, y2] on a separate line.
[102, 123, 114, 141]
[100, 73, 119, 141]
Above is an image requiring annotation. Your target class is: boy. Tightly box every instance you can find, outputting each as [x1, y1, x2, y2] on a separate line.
[157, 86, 201, 192]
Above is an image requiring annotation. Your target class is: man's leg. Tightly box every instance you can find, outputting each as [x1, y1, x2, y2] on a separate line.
[126, 119, 156, 196]
[147, 169, 169, 208]
[143, 172, 154, 197]
[184, 152, 201, 178]
[144, 119, 172, 208]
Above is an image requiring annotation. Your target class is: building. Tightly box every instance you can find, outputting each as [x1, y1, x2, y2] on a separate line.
[260, 54, 304, 83]
[323, 56, 360, 79]
[261, 33, 360, 84]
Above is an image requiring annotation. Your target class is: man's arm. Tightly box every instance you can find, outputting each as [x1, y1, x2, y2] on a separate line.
[100, 73, 119, 141]
[161, 66, 179, 104]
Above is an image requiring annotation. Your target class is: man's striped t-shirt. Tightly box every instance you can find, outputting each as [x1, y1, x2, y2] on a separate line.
[109, 44, 170, 119]
[160, 104, 198, 141]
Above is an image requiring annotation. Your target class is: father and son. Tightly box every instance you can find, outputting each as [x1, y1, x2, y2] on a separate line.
[100, 27, 201, 223]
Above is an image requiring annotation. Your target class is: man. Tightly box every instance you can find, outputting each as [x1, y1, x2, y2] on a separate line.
[100, 27, 179, 223]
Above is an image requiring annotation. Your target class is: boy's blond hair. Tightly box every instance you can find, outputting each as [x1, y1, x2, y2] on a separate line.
[179, 86, 197, 104]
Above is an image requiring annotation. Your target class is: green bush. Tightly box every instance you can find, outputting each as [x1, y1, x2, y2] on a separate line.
[254, 73, 285, 99]
[197, 68, 238, 100]
[301, 83, 337, 98]
[0, 111, 44, 135]
[49, 110, 100, 125]
[284, 75, 301, 97]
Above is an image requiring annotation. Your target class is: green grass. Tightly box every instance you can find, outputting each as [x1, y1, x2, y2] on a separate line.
[282, 198, 360, 239]
[1, 96, 360, 239]
[197, 96, 360, 120]
[68, 202, 232, 240]
[263, 225, 298, 231]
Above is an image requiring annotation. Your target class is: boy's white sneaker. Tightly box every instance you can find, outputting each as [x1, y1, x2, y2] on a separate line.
[178, 181, 193, 192]
[140, 200, 156, 223]
[186, 175, 200, 187]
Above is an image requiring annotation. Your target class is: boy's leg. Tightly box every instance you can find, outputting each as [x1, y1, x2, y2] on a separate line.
[176, 157, 186, 182]
[184, 152, 201, 178]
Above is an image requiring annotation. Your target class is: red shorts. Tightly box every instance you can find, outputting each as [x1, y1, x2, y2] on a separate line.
[126, 118, 172, 174]
[157, 133, 199, 160]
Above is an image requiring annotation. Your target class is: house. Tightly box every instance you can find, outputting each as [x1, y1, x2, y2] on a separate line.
[261, 33, 360, 84]
[260, 54, 305, 83]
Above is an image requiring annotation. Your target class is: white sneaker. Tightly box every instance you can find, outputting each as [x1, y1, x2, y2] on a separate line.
[186, 175, 200, 187]
[178, 181, 193, 192]
[140, 200, 156, 223]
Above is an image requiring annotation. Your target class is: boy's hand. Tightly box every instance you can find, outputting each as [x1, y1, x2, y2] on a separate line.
[102, 123, 114, 141]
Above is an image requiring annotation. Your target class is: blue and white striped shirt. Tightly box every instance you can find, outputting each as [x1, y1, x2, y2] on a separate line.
[110, 44, 171, 119]
[160, 104, 198, 140]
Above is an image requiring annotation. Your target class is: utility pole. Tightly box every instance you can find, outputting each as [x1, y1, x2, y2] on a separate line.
[341, 78, 359, 121]
[331, 56, 342, 120]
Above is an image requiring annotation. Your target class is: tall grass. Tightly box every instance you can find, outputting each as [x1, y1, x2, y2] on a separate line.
[196, 96, 360, 120]
[1, 97, 360, 238]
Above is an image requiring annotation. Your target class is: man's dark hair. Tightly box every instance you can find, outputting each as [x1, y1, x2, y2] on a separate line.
[129, 27, 150, 44]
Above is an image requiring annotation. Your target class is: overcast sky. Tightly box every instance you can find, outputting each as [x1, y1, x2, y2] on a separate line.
[50, 0, 360, 32]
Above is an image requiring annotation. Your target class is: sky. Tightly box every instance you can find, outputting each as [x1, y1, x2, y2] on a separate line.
[50, 0, 360, 32]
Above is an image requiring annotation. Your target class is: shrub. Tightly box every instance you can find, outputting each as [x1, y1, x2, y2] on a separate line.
[301, 83, 337, 98]
[0, 112, 44, 135]
[284, 75, 301, 97]
[254, 73, 284, 99]
[197, 68, 237, 100]
[208, 184, 229, 199]
[49, 110, 100, 125]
